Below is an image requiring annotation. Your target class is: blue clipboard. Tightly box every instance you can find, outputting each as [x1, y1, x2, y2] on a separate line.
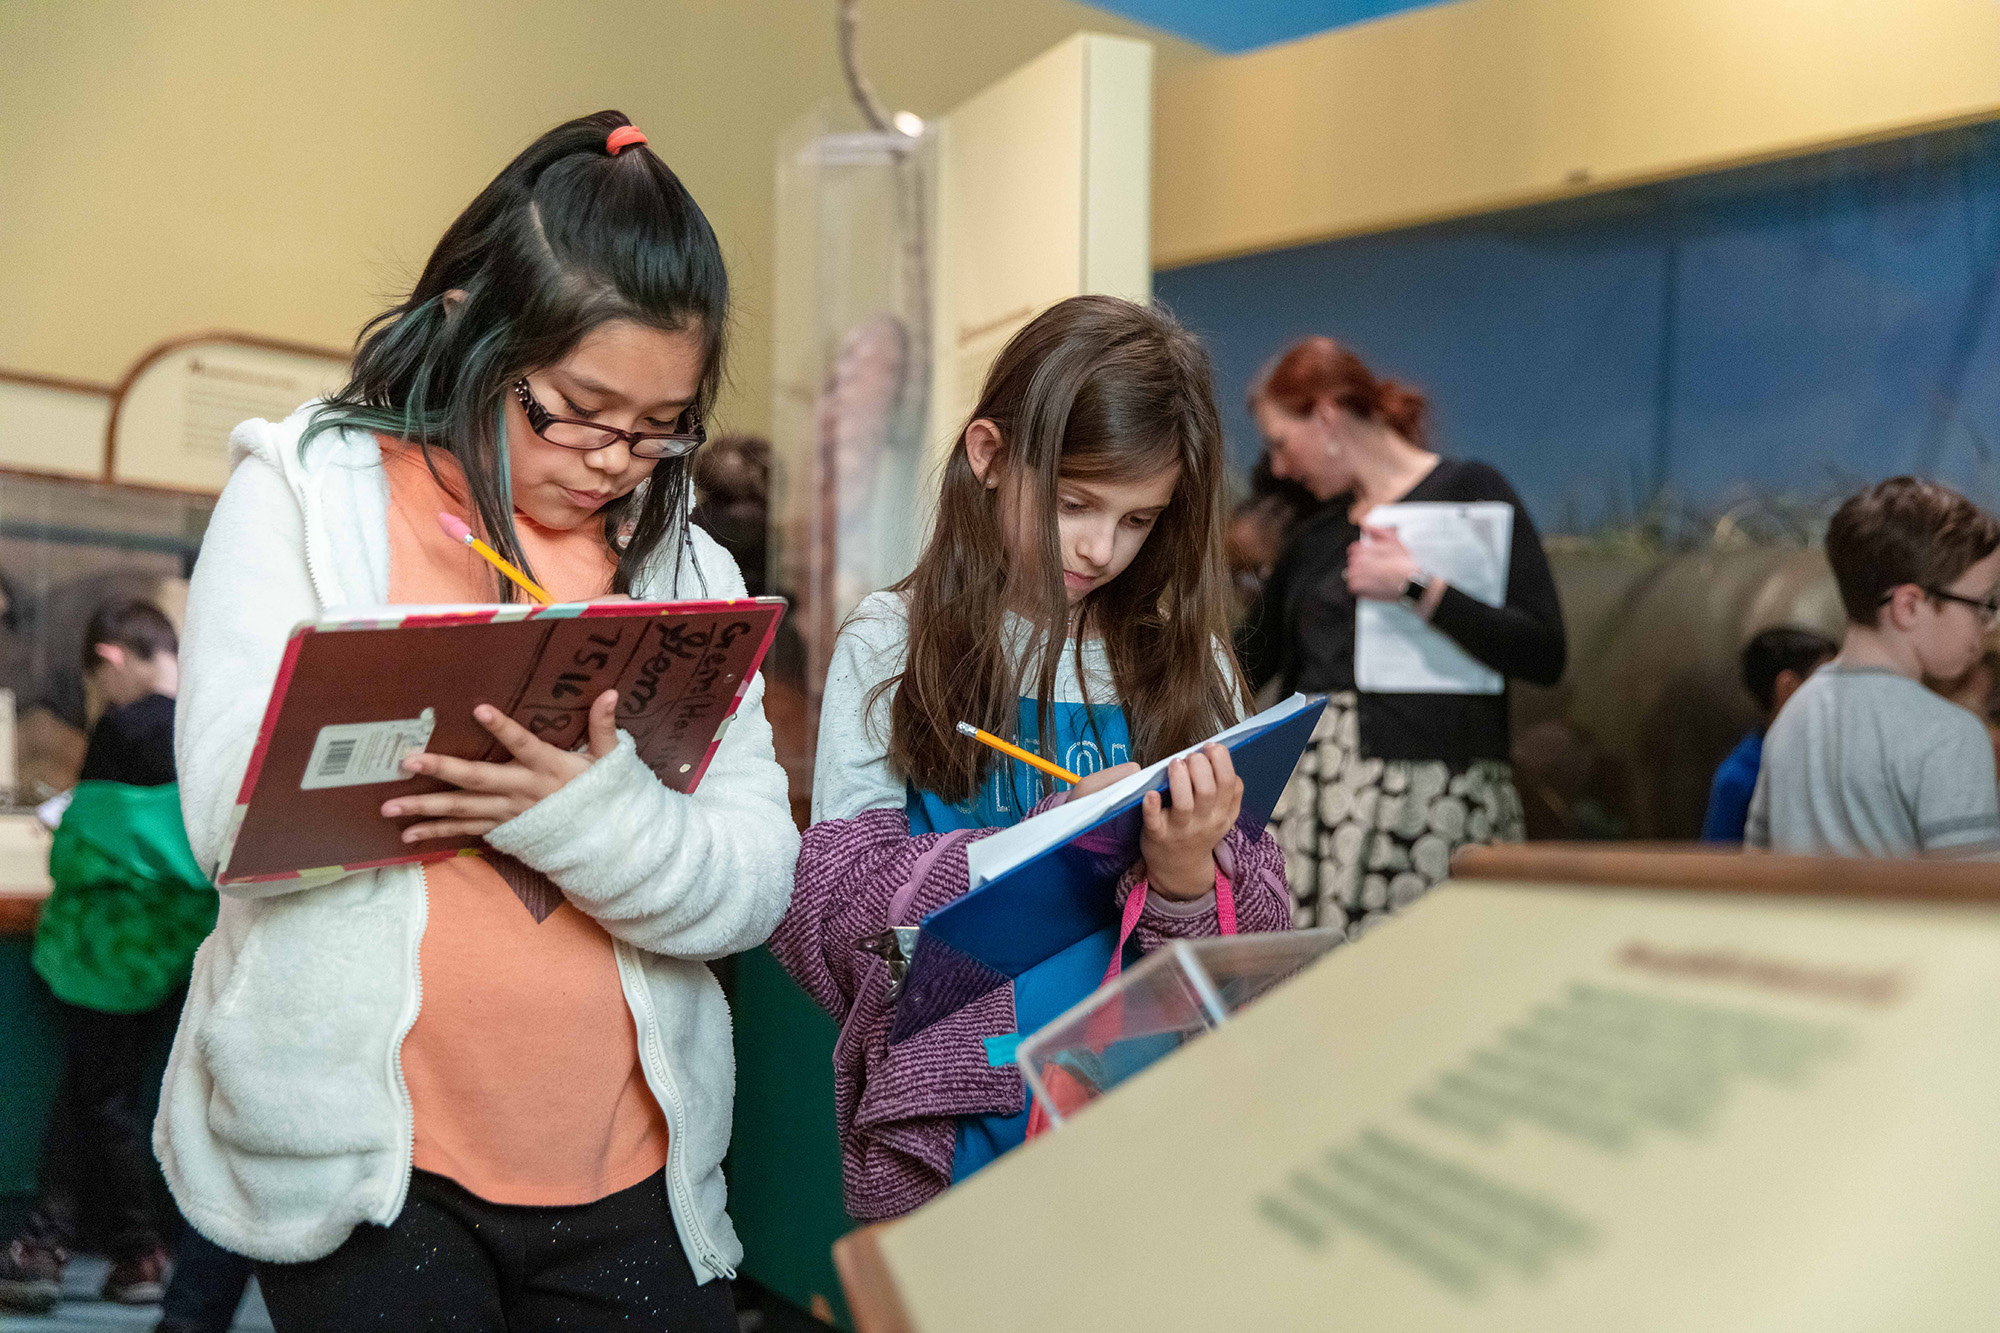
[888, 693, 1327, 1043]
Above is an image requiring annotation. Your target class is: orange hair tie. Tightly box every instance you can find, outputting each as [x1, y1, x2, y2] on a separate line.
[606, 126, 648, 156]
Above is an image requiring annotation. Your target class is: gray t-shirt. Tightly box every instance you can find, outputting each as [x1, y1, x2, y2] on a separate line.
[1746, 664, 2000, 857]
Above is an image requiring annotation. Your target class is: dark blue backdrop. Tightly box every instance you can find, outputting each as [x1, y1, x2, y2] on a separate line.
[1155, 122, 2000, 536]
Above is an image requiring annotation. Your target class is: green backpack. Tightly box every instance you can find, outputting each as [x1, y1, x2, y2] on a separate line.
[32, 780, 216, 1014]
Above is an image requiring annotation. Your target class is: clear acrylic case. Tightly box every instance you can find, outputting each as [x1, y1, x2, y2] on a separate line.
[767, 104, 934, 717]
[1016, 927, 1345, 1127]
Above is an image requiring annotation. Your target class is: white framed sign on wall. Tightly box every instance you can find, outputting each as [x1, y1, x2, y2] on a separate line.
[108, 334, 350, 494]
[0, 371, 115, 480]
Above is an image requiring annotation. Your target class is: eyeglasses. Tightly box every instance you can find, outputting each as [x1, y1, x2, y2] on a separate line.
[1883, 586, 2000, 626]
[1931, 588, 2000, 626]
[512, 379, 705, 460]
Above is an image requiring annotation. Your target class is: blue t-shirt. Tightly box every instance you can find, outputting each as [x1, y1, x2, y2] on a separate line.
[1701, 730, 1763, 843]
[906, 697, 1132, 1184]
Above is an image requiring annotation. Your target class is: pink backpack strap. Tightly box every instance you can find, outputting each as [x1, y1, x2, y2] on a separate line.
[842, 828, 980, 1055]
[1100, 868, 1237, 985]
[887, 829, 978, 927]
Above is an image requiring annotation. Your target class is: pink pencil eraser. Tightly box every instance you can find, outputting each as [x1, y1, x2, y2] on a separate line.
[437, 512, 473, 543]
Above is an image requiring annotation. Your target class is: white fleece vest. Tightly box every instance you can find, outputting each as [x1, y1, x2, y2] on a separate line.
[154, 405, 799, 1278]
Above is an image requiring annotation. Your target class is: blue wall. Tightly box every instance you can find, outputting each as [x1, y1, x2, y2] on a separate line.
[1083, 0, 1456, 52]
[1156, 123, 2000, 536]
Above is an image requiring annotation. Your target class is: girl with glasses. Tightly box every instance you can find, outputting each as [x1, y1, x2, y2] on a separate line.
[155, 112, 796, 1332]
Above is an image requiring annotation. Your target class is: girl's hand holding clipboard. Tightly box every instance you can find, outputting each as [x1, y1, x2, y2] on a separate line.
[1064, 762, 1138, 800]
[381, 689, 621, 843]
[1023, 745, 1247, 902]
[1140, 743, 1244, 901]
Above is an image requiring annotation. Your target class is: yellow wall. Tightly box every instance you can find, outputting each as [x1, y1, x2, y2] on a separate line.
[1153, 0, 2000, 268]
[17, 0, 1991, 433]
[0, 1, 1195, 440]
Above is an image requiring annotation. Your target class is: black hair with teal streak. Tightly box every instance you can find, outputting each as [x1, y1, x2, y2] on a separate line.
[305, 110, 729, 599]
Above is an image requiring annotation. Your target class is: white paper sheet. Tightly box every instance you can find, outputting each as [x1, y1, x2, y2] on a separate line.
[35, 789, 72, 831]
[1354, 501, 1513, 695]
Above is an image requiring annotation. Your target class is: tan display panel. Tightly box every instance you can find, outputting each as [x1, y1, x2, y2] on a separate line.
[845, 849, 2000, 1331]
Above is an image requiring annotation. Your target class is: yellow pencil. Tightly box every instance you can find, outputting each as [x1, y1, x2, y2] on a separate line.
[955, 721, 1082, 786]
[437, 512, 552, 605]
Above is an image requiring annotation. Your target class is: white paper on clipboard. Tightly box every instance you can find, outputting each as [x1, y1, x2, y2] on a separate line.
[1355, 501, 1513, 694]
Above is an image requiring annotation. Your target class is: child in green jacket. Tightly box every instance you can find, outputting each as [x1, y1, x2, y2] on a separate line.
[0, 600, 214, 1315]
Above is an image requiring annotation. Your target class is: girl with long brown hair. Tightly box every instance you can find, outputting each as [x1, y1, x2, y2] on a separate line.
[771, 295, 1291, 1217]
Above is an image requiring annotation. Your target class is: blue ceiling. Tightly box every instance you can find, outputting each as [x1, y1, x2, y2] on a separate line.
[1084, 0, 1458, 53]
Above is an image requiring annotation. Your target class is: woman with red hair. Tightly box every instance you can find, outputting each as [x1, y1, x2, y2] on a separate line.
[1242, 337, 1564, 934]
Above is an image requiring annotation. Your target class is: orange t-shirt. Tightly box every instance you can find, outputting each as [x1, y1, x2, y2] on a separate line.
[380, 440, 670, 1206]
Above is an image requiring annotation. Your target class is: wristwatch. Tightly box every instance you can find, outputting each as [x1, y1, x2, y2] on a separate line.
[1398, 571, 1432, 610]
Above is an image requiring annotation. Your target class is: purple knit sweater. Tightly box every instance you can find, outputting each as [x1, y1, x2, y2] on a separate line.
[769, 804, 1291, 1220]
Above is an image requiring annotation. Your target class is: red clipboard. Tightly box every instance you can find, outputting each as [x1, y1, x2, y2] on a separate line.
[215, 597, 786, 885]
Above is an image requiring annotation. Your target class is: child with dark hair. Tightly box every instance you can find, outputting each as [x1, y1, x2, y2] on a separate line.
[0, 600, 213, 1315]
[1935, 642, 2000, 774]
[158, 113, 795, 1331]
[688, 435, 817, 827]
[1700, 627, 1836, 843]
[689, 433, 773, 596]
[1226, 453, 1318, 624]
[1748, 477, 2000, 856]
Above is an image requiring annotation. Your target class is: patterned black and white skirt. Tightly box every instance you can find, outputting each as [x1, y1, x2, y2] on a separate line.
[1270, 692, 1526, 933]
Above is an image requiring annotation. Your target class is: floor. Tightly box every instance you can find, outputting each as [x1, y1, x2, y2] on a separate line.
[0, 1257, 272, 1333]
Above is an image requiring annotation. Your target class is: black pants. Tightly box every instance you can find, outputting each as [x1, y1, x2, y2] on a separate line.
[159, 1222, 255, 1333]
[25, 989, 182, 1260]
[258, 1170, 735, 1333]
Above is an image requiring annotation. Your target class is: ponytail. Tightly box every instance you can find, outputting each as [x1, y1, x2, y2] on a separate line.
[305, 110, 729, 600]
[1250, 335, 1428, 447]
[1374, 379, 1426, 442]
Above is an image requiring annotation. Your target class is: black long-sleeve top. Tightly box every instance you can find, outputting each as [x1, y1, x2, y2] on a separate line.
[1241, 458, 1566, 767]
[79, 693, 177, 786]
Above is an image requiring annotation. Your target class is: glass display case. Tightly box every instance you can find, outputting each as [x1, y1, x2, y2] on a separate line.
[767, 104, 934, 795]
[1018, 927, 1346, 1127]
[0, 471, 210, 804]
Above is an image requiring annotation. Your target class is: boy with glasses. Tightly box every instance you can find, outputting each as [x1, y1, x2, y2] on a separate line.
[1748, 477, 2000, 857]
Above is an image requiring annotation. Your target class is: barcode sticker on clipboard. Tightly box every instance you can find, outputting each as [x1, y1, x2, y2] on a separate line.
[300, 709, 437, 790]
